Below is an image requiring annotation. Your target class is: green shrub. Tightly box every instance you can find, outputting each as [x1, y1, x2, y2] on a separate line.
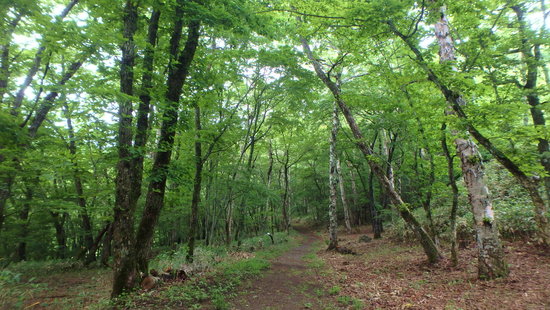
[337, 295, 350, 305]
[493, 202, 537, 238]
[384, 161, 545, 243]
[329, 286, 340, 295]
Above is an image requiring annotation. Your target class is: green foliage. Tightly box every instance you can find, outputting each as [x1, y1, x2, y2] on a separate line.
[221, 256, 270, 278]
[329, 285, 341, 295]
[352, 298, 365, 310]
[0, 270, 21, 287]
[211, 292, 229, 310]
[0, 268, 49, 309]
[494, 204, 538, 238]
[5, 260, 85, 278]
[487, 162, 541, 238]
[337, 295, 350, 305]
[386, 160, 545, 243]
[128, 231, 298, 308]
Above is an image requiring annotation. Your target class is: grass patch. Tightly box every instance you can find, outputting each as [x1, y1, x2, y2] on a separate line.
[329, 285, 341, 295]
[337, 294, 350, 305]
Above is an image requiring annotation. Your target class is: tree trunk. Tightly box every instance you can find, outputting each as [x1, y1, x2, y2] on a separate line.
[389, 16, 550, 246]
[264, 140, 273, 232]
[286, 167, 293, 231]
[351, 136, 382, 233]
[441, 124, 460, 267]
[403, 91, 438, 243]
[369, 170, 382, 239]
[51, 212, 68, 259]
[111, 0, 140, 298]
[16, 203, 28, 261]
[225, 197, 234, 246]
[337, 158, 352, 234]
[347, 161, 359, 225]
[456, 139, 508, 278]
[512, 6, 550, 203]
[0, 172, 14, 235]
[328, 104, 339, 250]
[134, 17, 200, 274]
[204, 160, 215, 246]
[101, 223, 113, 267]
[85, 223, 111, 266]
[298, 31, 441, 263]
[187, 106, 203, 262]
[16, 179, 35, 262]
[420, 151, 437, 244]
[63, 103, 94, 256]
[431, 7, 508, 278]
[380, 130, 397, 232]
[281, 164, 291, 232]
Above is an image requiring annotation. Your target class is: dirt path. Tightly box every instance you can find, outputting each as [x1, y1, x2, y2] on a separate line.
[229, 226, 331, 310]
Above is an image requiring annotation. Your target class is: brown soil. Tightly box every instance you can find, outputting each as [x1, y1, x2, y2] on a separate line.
[313, 227, 550, 309]
[229, 226, 334, 309]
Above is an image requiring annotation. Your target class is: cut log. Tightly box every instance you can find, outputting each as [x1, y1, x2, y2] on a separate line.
[140, 267, 187, 290]
[359, 235, 372, 243]
[140, 276, 158, 290]
[176, 268, 187, 281]
[336, 246, 359, 255]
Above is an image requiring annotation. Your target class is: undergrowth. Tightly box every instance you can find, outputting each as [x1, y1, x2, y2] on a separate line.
[0, 230, 297, 309]
[123, 230, 296, 309]
[385, 161, 545, 244]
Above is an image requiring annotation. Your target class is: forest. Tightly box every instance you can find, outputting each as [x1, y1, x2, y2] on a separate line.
[1, 0, 550, 308]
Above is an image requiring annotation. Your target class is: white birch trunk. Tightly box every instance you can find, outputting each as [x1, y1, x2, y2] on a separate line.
[435, 5, 508, 279]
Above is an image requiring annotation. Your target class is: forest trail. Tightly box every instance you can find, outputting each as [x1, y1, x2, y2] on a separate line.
[228, 226, 330, 309]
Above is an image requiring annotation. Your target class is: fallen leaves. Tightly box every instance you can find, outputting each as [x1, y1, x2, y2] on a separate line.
[311, 227, 550, 309]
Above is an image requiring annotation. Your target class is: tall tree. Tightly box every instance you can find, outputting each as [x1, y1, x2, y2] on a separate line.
[111, 0, 141, 297]
[510, 4, 550, 202]
[433, 4, 507, 278]
[337, 158, 352, 234]
[134, 14, 200, 274]
[388, 1, 549, 246]
[112, 0, 201, 295]
[328, 103, 339, 249]
[296, 16, 441, 263]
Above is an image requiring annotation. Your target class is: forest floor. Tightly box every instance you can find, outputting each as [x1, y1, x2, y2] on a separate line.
[227, 225, 550, 309]
[312, 226, 550, 309]
[4, 225, 550, 309]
